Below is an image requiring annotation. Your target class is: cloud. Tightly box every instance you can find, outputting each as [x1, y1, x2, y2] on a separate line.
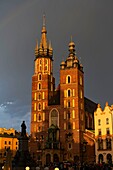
[0, 101, 31, 134]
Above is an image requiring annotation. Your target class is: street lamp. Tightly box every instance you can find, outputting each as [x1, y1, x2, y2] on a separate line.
[54, 168, 59, 170]
[26, 166, 30, 170]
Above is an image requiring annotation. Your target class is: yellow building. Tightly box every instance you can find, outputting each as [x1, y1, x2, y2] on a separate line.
[94, 102, 113, 164]
[0, 128, 19, 164]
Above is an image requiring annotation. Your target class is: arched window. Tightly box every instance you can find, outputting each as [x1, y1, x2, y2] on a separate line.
[64, 111, 66, 119]
[106, 128, 110, 135]
[67, 100, 70, 108]
[67, 111, 71, 119]
[68, 143, 72, 149]
[45, 59, 48, 71]
[68, 89, 71, 97]
[68, 122, 71, 130]
[72, 110, 75, 118]
[34, 103, 36, 111]
[34, 113, 36, 121]
[72, 99, 75, 107]
[98, 154, 103, 163]
[66, 75, 71, 84]
[34, 93, 37, 100]
[38, 83, 41, 90]
[68, 76, 70, 83]
[106, 138, 111, 149]
[80, 76, 82, 85]
[39, 114, 41, 121]
[64, 123, 66, 130]
[45, 59, 48, 64]
[107, 154, 112, 164]
[80, 89, 83, 98]
[39, 59, 42, 64]
[98, 138, 103, 150]
[73, 122, 75, 129]
[38, 103, 41, 110]
[38, 74, 42, 80]
[50, 109, 59, 127]
[38, 93, 41, 99]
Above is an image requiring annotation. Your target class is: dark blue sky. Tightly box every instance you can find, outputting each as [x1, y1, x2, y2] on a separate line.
[0, 0, 113, 133]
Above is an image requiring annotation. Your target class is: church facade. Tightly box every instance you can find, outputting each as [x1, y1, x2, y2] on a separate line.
[29, 17, 97, 166]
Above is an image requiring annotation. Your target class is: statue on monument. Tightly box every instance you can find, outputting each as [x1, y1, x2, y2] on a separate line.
[21, 121, 26, 136]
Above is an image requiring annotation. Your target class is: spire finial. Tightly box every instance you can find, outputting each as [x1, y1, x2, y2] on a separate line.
[43, 14, 46, 27]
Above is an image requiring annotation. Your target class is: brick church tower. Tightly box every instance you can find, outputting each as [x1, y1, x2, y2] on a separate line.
[31, 16, 55, 137]
[30, 16, 96, 166]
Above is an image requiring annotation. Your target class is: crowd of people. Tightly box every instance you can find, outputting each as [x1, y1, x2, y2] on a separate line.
[40, 162, 113, 170]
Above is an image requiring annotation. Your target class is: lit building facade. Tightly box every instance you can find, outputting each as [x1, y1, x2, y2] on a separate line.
[0, 128, 19, 164]
[94, 102, 113, 164]
[30, 17, 97, 165]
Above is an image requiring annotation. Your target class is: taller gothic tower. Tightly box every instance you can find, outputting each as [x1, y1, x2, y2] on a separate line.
[30, 17, 93, 166]
[31, 16, 55, 137]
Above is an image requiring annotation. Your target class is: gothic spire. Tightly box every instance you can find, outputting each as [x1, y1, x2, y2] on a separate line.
[35, 15, 53, 58]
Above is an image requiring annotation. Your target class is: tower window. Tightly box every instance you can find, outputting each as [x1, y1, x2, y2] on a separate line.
[39, 66, 42, 71]
[80, 89, 83, 98]
[68, 76, 70, 83]
[64, 100, 66, 108]
[45, 66, 48, 71]
[72, 110, 75, 118]
[42, 92, 45, 99]
[66, 75, 71, 84]
[68, 89, 71, 97]
[73, 122, 75, 129]
[34, 113, 36, 121]
[38, 74, 42, 80]
[45, 59, 48, 64]
[38, 127, 41, 132]
[64, 111, 66, 119]
[34, 103, 36, 111]
[38, 103, 41, 110]
[38, 83, 42, 90]
[68, 143, 72, 149]
[39, 59, 42, 64]
[38, 114, 41, 121]
[80, 76, 82, 85]
[34, 93, 37, 100]
[67, 111, 71, 119]
[72, 99, 75, 107]
[73, 89, 75, 96]
[64, 123, 66, 130]
[67, 100, 70, 108]
[43, 112, 45, 121]
[38, 93, 41, 100]
[68, 122, 71, 130]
